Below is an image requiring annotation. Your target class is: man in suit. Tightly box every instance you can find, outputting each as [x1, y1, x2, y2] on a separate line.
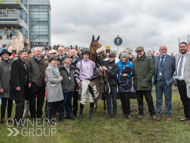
[10, 49, 30, 127]
[57, 47, 65, 65]
[70, 49, 80, 117]
[154, 46, 175, 121]
[175, 42, 190, 125]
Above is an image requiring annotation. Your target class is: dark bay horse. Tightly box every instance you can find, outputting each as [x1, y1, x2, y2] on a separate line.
[89, 35, 107, 113]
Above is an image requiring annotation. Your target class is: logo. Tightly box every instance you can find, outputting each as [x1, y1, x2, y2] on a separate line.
[6, 118, 57, 137]
[108, 66, 112, 70]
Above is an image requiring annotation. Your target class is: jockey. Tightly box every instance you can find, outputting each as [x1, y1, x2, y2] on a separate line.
[75, 49, 96, 120]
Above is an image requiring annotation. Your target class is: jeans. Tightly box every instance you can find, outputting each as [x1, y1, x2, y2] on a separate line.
[59, 92, 74, 118]
[155, 81, 172, 117]
[106, 85, 117, 115]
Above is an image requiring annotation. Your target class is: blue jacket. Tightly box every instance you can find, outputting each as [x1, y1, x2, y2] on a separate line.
[117, 60, 134, 83]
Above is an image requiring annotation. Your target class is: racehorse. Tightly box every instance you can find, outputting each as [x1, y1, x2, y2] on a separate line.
[89, 35, 107, 114]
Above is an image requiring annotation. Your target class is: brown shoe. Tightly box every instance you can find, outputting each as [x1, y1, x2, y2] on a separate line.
[151, 115, 156, 120]
[138, 115, 143, 119]
[156, 116, 162, 121]
[106, 115, 112, 119]
[166, 116, 171, 121]
[186, 120, 190, 125]
[113, 114, 118, 118]
[180, 117, 187, 122]
[0, 119, 6, 123]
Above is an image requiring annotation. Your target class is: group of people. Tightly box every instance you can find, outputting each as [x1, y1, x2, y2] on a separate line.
[0, 41, 190, 127]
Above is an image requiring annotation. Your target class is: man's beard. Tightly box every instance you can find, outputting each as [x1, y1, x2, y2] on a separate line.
[180, 49, 187, 54]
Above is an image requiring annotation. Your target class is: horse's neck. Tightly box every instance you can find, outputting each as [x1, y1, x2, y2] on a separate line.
[90, 53, 97, 64]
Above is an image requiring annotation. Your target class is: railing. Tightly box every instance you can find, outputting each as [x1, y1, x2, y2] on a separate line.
[0, 14, 20, 18]
[0, 35, 16, 40]
[0, 18, 20, 23]
[0, 31, 20, 40]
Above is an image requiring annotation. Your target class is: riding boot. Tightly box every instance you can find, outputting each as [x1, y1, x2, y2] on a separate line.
[79, 103, 84, 121]
[90, 102, 94, 120]
[46, 107, 52, 126]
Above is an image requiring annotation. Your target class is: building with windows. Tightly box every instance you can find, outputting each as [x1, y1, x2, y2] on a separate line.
[29, 0, 51, 48]
[0, 0, 51, 49]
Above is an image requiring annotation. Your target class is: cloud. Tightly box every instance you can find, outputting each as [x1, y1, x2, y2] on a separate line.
[50, 0, 190, 55]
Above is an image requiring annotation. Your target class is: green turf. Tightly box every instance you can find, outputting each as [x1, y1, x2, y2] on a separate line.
[0, 92, 189, 143]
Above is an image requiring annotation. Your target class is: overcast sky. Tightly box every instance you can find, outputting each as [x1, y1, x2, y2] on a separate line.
[50, 0, 190, 55]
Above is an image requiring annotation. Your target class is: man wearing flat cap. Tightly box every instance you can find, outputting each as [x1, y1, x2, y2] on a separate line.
[59, 55, 76, 121]
[133, 46, 156, 120]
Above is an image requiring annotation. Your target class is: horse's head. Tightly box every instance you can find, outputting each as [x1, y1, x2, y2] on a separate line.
[90, 35, 106, 62]
[90, 35, 102, 54]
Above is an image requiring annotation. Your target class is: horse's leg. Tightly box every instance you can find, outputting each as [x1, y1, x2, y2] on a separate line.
[103, 93, 107, 114]
[94, 101, 98, 113]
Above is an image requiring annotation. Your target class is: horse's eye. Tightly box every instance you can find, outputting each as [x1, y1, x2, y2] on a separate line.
[94, 45, 96, 47]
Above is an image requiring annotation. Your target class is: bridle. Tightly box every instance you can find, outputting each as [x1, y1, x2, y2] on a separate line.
[91, 40, 99, 55]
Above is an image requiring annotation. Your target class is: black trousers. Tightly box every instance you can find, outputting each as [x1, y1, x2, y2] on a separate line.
[1, 98, 13, 119]
[136, 90, 155, 116]
[177, 80, 190, 120]
[30, 84, 45, 118]
[15, 100, 24, 121]
[47, 102, 57, 108]
[120, 91, 131, 115]
[72, 90, 78, 114]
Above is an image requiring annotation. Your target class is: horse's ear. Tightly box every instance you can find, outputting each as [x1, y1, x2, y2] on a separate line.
[97, 35, 100, 41]
[92, 35, 95, 42]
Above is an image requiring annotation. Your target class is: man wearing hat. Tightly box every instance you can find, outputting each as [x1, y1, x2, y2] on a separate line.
[133, 46, 156, 120]
[59, 55, 76, 121]
[102, 52, 119, 118]
[75, 49, 95, 120]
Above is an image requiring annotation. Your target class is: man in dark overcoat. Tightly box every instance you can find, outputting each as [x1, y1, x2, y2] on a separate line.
[10, 49, 30, 127]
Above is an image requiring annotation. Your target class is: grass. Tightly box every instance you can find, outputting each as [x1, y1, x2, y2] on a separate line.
[0, 91, 190, 143]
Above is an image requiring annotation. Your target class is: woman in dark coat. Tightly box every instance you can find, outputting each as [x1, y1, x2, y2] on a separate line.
[0, 49, 14, 123]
